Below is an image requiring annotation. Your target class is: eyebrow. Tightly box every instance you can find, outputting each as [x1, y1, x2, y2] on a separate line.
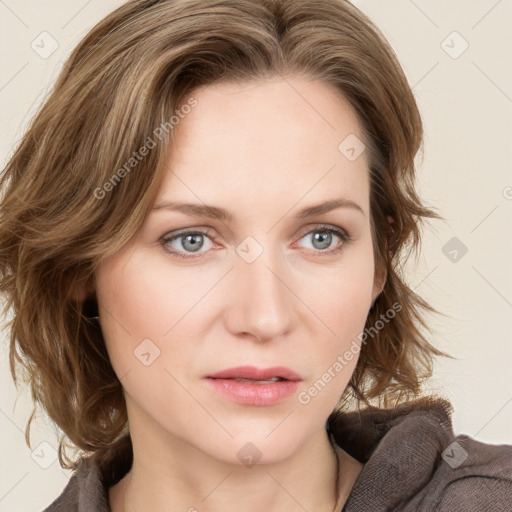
[151, 198, 365, 221]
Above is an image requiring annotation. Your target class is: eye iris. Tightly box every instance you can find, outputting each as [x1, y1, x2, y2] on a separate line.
[182, 234, 204, 252]
[312, 231, 332, 250]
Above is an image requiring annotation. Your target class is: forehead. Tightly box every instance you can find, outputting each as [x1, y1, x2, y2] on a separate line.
[158, 77, 370, 216]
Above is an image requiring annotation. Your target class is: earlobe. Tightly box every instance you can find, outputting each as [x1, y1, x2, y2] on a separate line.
[371, 266, 386, 308]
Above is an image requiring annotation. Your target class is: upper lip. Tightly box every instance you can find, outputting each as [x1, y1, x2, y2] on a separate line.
[206, 365, 302, 381]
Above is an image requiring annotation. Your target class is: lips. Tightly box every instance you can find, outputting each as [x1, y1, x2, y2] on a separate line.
[206, 365, 302, 382]
[204, 366, 302, 406]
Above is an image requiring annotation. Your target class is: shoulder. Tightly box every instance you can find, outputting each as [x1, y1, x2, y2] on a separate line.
[42, 434, 132, 512]
[422, 434, 512, 511]
[42, 456, 110, 511]
[331, 396, 512, 511]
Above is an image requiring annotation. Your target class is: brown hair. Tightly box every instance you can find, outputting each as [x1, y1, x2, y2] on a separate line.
[0, 0, 450, 470]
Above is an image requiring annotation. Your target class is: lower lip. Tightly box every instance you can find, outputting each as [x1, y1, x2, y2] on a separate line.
[205, 378, 300, 406]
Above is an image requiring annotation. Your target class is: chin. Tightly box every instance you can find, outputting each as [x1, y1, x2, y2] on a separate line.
[195, 429, 305, 467]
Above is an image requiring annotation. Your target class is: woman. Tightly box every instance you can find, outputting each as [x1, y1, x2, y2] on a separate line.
[1, 1, 510, 511]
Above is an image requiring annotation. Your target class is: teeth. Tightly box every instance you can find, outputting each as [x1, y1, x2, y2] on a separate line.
[234, 377, 282, 383]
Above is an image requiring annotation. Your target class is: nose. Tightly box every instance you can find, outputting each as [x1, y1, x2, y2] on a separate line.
[223, 246, 296, 342]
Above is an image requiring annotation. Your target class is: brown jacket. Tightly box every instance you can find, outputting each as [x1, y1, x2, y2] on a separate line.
[43, 397, 512, 511]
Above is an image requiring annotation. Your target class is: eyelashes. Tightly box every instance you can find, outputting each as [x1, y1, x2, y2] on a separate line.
[160, 224, 353, 260]
[160, 227, 217, 259]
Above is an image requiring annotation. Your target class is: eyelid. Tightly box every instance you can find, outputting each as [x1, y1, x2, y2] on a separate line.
[163, 226, 216, 239]
[294, 223, 347, 239]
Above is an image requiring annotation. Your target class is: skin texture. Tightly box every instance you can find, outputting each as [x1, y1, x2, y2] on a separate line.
[97, 76, 386, 512]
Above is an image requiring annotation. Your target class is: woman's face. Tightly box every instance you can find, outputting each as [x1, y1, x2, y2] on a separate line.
[95, 76, 385, 464]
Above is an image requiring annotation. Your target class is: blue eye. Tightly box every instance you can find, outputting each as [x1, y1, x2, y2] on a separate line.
[160, 225, 353, 260]
[296, 225, 351, 254]
[160, 230, 215, 259]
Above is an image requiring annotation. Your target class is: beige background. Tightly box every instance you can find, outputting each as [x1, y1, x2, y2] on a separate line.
[1, 1, 511, 510]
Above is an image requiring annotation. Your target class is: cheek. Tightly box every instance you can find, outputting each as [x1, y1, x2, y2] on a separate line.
[95, 246, 221, 387]
[95, 248, 174, 373]
[298, 235, 375, 339]
[331, 263, 374, 343]
[290, 238, 375, 402]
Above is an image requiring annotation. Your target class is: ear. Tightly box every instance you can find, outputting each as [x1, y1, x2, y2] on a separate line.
[371, 260, 387, 306]
[69, 275, 95, 303]
[371, 215, 394, 306]
[70, 277, 98, 319]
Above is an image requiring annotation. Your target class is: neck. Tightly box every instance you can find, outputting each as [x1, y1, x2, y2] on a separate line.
[109, 404, 361, 512]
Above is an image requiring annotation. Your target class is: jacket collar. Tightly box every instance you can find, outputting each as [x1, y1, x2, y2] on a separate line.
[328, 396, 454, 510]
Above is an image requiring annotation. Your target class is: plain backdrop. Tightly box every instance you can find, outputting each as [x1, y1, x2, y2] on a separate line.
[1, 1, 511, 510]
